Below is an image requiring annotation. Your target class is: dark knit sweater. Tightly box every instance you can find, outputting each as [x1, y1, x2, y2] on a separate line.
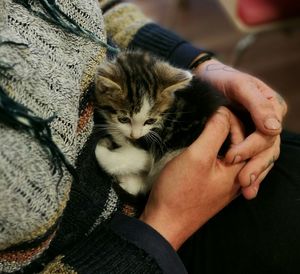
[0, 0, 205, 273]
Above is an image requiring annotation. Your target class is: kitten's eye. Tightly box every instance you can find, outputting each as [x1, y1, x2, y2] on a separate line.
[118, 117, 131, 124]
[144, 118, 157, 125]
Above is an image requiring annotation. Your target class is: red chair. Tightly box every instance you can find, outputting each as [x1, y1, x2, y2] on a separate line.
[218, 0, 300, 65]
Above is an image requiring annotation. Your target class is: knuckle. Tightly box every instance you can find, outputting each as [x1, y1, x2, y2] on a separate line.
[231, 144, 255, 162]
[215, 106, 230, 118]
[212, 108, 230, 131]
[238, 170, 250, 187]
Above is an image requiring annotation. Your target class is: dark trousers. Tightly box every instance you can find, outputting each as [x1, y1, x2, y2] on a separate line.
[179, 131, 300, 274]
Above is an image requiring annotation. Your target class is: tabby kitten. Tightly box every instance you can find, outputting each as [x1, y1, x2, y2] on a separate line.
[94, 51, 227, 195]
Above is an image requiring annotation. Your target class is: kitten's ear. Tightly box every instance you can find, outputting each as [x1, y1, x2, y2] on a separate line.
[94, 63, 123, 103]
[155, 62, 193, 95]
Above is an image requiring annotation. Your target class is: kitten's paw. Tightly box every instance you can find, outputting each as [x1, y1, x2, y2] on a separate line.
[118, 174, 149, 196]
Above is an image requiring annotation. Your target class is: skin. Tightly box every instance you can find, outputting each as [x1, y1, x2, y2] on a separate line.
[140, 107, 246, 250]
[193, 56, 287, 199]
[140, 58, 287, 250]
[130, 0, 287, 200]
[131, 0, 287, 248]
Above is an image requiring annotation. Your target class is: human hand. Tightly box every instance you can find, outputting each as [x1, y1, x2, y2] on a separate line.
[140, 107, 245, 250]
[193, 58, 287, 199]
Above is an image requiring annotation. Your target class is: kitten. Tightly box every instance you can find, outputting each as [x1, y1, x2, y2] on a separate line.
[94, 51, 227, 196]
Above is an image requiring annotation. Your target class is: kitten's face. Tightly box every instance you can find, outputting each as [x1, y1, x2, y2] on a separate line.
[94, 51, 192, 140]
[106, 97, 162, 140]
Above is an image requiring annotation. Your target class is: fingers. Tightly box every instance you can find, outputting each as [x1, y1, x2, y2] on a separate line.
[228, 112, 245, 146]
[255, 78, 288, 118]
[218, 113, 246, 176]
[230, 76, 286, 136]
[189, 107, 234, 160]
[241, 163, 274, 200]
[236, 135, 279, 200]
[225, 131, 276, 164]
[237, 135, 280, 187]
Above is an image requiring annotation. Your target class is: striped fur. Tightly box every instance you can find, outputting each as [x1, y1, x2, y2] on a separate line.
[94, 51, 192, 127]
[94, 51, 227, 195]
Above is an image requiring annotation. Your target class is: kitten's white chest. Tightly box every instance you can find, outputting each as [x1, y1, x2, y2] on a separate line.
[95, 140, 153, 195]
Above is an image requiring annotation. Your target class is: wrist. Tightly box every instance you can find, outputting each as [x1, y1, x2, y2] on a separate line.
[139, 211, 184, 250]
[190, 51, 222, 73]
[192, 57, 223, 80]
[189, 52, 214, 69]
[139, 206, 198, 250]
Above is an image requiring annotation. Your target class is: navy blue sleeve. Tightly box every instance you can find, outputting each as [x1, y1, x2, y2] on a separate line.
[129, 23, 206, 69]
[110, 212, 188, 274]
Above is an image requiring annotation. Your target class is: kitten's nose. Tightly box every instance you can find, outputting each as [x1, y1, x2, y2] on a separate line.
[130, 132, 139, 139]
[130, 129, 141, 139]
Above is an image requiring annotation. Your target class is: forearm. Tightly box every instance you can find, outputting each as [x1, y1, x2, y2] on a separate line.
[100, 0, 206, 69]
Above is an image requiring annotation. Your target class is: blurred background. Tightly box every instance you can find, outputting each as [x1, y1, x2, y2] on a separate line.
[134, 0, 300, 133]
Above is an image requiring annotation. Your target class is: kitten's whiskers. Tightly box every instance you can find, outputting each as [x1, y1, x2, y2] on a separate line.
[162, 110, 193, 115]
[162, 117, 185, 123]
[148, 130, 165, 154]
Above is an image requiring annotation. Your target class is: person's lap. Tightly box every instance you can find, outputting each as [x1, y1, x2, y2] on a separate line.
[179, 130, 300, 274]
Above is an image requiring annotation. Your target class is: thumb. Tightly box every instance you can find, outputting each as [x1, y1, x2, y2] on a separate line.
[234, 85, 282, 136]
[251, 104, 282, 136]
[190, 107, 231, 158]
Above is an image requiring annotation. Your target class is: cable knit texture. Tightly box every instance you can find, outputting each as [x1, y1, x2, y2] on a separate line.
[0, 0, 107, 272]
[0, 0, 197, 272]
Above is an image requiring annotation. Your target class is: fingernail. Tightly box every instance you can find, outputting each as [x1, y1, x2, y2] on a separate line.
[250, 174, 256, 185]
[252, 186, 258, 197]
[264, 118, 281, 130]
[232, 155, 242, 164]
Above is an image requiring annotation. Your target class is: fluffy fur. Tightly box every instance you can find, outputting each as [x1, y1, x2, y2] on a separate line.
[94, 51, 227, 195]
